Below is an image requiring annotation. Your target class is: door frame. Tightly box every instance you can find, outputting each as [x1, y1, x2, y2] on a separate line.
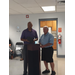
[39, 18, 59, 57]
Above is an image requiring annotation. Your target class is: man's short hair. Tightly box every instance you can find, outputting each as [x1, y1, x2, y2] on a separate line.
[43, 26, 49, 30]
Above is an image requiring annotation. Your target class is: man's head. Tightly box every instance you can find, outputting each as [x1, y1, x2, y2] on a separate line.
[43, 26, 49, 34]
[27, 22, 33, 29]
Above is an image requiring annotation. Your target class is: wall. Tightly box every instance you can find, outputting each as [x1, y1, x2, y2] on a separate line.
[9, 12, 65, 56]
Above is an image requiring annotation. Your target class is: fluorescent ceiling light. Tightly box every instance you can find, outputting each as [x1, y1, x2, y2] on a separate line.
[42, 6, 55, 11]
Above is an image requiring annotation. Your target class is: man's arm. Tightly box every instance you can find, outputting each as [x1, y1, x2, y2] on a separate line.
[44, 43, 52, 46]
[21, 30, 29, 42]
[39, 42, 41, 45]
[21, 39, 29, 42]
[40, 43, 52, 48]
[33, 31, 38, 42]
[40, 34, 54, 48]
[39, 42, 43, 46]
[33, 38, 38, 42]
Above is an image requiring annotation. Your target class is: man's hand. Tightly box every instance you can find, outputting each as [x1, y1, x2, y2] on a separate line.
[21, 39, 30, 42]
[40, 43, 52, 48]
[33, 38, 38, 42]
[33, 39, 36, 42]
[40, 45, 45, 48]
[26, 39, 30, 42]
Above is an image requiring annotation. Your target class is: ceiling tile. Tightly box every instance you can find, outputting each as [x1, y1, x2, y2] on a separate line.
[21, 2, 39, 8]
[35, 0, 56, 2]
[9, 0, 32, 13]
[13, 0, 35, 4]
[14, 0, 39, 7]
[9, 9, 21, 14]
[35, 0, 56, 6]
[57, 5, 65, 12]
[27, 7, 44, 13]
[57, 5, 65, 9]
[57, 0, 65, 1]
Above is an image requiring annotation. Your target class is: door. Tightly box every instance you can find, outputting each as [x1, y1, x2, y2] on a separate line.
[52, 20, 56, 31]
[40, 21, 47, 27]
[46, 21, 52, 27]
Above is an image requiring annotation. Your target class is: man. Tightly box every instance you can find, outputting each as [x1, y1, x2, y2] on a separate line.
[39, 26, 56, 75]
[21, 22, 38, 75]
[9, 39, 13, 59]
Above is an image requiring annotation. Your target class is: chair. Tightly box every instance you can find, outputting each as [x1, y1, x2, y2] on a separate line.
[15, 42, 24, 56]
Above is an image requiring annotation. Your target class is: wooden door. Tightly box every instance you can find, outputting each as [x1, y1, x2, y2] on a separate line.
[40, 21, 47, 27]
[46, 21, 52, 27]
[52, 20, 56, 31]
[53, 38, 57, 50]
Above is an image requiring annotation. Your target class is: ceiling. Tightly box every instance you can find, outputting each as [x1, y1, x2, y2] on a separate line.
[9, 0, 65, 14]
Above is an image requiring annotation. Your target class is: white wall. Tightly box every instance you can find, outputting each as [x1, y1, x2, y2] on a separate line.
[9, 12, 65, 56]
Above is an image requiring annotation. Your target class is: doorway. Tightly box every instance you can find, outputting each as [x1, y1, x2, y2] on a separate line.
[39, 18, 58, 51]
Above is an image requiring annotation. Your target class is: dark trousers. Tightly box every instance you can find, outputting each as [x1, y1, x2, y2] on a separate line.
[23, 45, 27, 74]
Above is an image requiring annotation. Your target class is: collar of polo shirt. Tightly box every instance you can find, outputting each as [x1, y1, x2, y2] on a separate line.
[27, 28, 33, 32]
[44, 32, 49, 36]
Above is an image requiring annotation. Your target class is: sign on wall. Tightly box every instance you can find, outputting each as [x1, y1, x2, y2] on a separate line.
[58, 28, 62, 32]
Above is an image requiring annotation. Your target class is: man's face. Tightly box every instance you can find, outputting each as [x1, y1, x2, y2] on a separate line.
[28, 22, 33, 29]
[43, 27, 48, 34]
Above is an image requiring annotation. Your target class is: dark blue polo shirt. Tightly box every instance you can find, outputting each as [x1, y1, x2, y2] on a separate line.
[21, 28, 38, 44]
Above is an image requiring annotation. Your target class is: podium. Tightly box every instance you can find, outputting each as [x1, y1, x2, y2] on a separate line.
[27, 44, 41, 75]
